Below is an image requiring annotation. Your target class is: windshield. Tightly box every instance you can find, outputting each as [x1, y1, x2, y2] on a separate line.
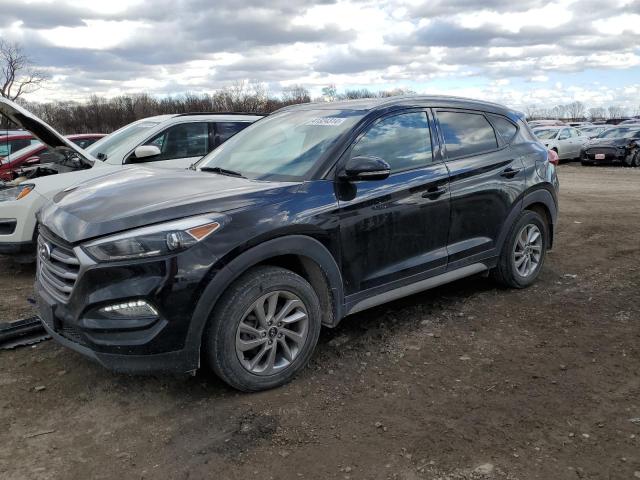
[196, 109, 364, 181]
[597, 127, 640, 139]
[1, 142, 43, 164]
[87, 120, 160, 160]
[534, 129, 559, 140]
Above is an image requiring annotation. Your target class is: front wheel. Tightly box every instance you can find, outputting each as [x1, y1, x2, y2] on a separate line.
[632, 151, 640, 167]
[492, 210, 547, 288]
[204, 266, 321, 391]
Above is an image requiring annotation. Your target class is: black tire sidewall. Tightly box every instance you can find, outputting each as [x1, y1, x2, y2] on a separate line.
[205, 266, 321, 391]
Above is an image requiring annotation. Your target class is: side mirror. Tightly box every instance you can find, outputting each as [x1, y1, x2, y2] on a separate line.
[133, 145, 161, 161]
[340, 155, 391, 181]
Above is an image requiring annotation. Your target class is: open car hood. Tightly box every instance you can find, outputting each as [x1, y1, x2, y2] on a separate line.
[0, 97, 95, 167]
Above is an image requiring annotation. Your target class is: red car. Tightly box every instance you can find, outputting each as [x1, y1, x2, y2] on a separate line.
[0, 133, 105, 181]
[0, 133, 37, 159]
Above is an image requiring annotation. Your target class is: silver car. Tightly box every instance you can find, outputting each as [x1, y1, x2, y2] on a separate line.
[533, 126, 589, 161]
[578, 125, 609, 139]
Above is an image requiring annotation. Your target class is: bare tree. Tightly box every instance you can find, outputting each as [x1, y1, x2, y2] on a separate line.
[281, 84, 310, 104]
[0, 40, 46, 101]
[587, 107, 606, 121]
[565, 101, 586, 121]
[607, 105, 626, 120]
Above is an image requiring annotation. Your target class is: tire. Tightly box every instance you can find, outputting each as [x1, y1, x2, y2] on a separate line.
[204, 265, 321, 391]
[623, 153, 634, 167]
[491, 210, 547, 289]
[580, 160, 592, 166]
[632, 151, 640, 168]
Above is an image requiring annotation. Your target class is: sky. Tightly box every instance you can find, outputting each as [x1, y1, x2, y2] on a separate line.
[1, 0, 639, 112]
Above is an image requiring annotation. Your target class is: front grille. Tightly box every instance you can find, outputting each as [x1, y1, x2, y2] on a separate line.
[585, 147, 617, 158]
[37, 228, 80, 303]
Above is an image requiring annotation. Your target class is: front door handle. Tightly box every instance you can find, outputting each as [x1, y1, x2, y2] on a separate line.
[422, 185, 448, 199]
[500, 167, 521, 179]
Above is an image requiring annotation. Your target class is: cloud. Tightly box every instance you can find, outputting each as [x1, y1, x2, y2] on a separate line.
[0, 0, 638, 110]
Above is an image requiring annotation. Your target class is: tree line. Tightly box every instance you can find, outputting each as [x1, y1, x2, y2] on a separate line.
[12, 83, 414, 134]
[524, 101, 639, 122]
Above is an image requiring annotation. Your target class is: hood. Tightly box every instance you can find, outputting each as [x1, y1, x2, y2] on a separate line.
[585, 137, 633, 148]
[38, 166, 299, 243]
[0, 97, 95, 167]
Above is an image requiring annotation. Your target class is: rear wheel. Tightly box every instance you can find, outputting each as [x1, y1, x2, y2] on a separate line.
[204, 266, 321, 391]
[492, 210, 547, 288]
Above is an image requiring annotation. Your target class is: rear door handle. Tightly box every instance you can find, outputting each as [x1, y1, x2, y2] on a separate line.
[500, 167, 521, 179]
[422, 185, 448, 199]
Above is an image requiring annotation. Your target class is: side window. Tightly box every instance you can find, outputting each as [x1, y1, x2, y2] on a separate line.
[215, 122, 250, 144]
[351, 112, 432, 173]
[488, 114, 518, 144]
[73, 138, 100, 149]
[141, 122, 209, 162]
[437, 111, 498, 159]
[10, 139, 32, 153]
[570, 128, 581, 137]
[37, 148, 65, 164]
[558, 129, 570, 140]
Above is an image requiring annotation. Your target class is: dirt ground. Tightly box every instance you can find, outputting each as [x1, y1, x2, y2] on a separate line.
[0, 164, 638, 480]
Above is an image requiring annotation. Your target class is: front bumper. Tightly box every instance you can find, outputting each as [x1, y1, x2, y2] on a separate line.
[34, 229, 220, 374]
[0, 191, 45, 250]
[581, 147, 627, 164]
[38, 304, 196, 374]
[0, 240, 34, 254]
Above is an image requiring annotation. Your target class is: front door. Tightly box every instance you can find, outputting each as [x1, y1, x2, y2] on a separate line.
[335, 110, 450, 298]
[128, 122, 211, 169]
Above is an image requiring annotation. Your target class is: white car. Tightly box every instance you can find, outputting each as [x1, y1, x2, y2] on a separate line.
[532, 126, 589, 161]
[0, 98, 262, 260]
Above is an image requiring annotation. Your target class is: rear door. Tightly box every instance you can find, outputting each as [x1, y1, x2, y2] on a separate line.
[434, 109, 526, 269]
[336, 109, 450, 297]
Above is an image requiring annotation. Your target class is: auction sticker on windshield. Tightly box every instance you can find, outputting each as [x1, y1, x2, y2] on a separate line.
[305, 117, 347, 126]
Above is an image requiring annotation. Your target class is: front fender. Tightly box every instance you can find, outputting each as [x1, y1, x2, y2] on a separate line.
[182, 235, 345, 370]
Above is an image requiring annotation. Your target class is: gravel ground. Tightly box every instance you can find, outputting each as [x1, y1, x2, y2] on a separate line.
[0, 164, 638, 480]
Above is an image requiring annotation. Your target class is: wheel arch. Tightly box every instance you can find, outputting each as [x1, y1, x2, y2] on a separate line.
[496, 186, 557, 255]
[184, 235, 345, 370]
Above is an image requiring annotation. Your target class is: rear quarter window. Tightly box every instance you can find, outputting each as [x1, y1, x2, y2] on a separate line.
[437, 111, 498, 158]
[488, 114, 518, 144]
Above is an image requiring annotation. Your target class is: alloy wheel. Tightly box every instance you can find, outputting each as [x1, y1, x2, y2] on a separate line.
[512, 224, 543, 278]
[235, 290, 309, 375]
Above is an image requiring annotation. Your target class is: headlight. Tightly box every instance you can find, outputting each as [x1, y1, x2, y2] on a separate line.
[0, 184, 34, 202]
[82, 214, 225, 262]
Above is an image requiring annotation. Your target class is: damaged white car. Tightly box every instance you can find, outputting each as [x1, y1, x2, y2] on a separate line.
[0, 97, 261, 260]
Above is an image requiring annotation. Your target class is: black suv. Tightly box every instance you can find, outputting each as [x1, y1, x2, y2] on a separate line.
[33, 96, 558, 391]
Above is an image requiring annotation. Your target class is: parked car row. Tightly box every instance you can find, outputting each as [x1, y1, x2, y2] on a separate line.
[529, 123, 640, 167]
[0, 96, 559, 391]
[0, 111, 261, 260]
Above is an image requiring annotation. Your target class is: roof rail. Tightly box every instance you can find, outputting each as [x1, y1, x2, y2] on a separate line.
[174, 112, 265, 117]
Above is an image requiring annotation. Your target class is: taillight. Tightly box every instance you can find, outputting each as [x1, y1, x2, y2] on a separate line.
[547, 149, 559, 166]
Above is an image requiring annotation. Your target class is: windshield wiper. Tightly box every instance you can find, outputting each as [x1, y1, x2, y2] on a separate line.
[199, 166, 246, 178]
